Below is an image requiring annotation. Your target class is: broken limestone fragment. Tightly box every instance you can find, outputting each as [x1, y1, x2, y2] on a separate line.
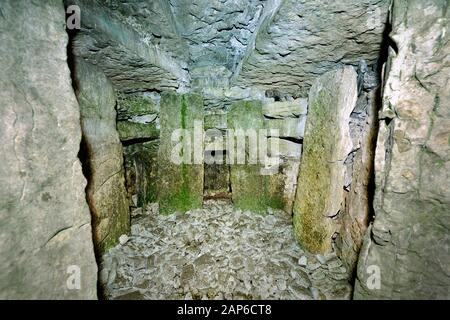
[158, 92, 204, 214]
[293, 66, 357, 253]
[262, 98, 308, 119]
[74, 59, 130, 254]
[267, 138, 302, 159]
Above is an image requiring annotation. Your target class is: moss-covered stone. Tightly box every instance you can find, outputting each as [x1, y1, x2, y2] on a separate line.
[117, 94, 158, 119]
[117, 121, 159, 141]
[228, 100, 283, 213]
[229, 164, 267, 213]
[293, 67, 357, 254]
[158, 92, 204, 214]
[204, 112, 227, 130]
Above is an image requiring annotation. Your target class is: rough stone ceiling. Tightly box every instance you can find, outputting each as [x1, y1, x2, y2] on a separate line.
[68, 0, 389, 96]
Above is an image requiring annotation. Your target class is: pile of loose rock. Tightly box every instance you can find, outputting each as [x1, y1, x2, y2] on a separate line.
[100, 200, 352, 300]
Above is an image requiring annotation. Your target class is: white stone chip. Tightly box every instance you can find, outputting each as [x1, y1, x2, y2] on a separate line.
[119, 234, 129, 245]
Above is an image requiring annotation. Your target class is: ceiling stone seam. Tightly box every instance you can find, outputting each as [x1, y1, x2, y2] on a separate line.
[75, 0, 190, 88]
[229, 0, 285, 86]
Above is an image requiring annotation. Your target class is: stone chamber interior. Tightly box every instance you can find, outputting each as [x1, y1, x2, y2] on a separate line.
[0, 0, 449, 300]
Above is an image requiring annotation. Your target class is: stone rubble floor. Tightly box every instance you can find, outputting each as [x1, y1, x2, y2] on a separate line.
[100, 200, 352, 300]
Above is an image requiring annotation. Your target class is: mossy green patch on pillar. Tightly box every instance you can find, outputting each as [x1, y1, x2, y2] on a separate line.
[228, 100, 279, 213]
[293, 67, 357, 253]
[158, 92, 204, 214]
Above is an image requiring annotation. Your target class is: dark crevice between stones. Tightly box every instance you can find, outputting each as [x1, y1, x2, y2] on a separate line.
[121, 137, 159, 147]
[276, 136, 304, 144]
[346, 16, 392, 288]
[204, 150, 232, 200]
[65, 23, 104, 299]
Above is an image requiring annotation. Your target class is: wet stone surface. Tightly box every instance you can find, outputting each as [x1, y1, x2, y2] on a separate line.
[100, 200, 352, 300]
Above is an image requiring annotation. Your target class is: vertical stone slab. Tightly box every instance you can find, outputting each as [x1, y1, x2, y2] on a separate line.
[74, 59, 130, 255]
[337, 88, 378, 274]
[228, 100, 276, 213]
[293, 67, 357, 253]
[158, 92, 204, 214]
[354, 0, 450, 299]
[0, 0, 97, 299]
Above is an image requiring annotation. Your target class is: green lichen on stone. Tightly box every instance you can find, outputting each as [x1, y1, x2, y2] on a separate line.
[158, 92, 204, 215]
[181, 95, 188, 129]
[117, 121, 159, 141]
[293, 67, 357, 254]
[117, 94, 158, 117]
[204, 113, 227, 130]
[265, 173, 287, 210]
[159, 181, 203, 214]
[228, 100, 283, 213]
[293, 92, 334, 253]
[204, 163, 230, 197]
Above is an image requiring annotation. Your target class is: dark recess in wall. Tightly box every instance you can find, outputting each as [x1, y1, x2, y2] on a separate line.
[65, 14, 106, 299]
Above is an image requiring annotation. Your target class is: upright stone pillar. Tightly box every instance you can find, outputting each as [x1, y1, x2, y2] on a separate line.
[293, 67, 357, 253]
[354, 0, 450, 299]
[74, 59, 130, 255]
[228, 100, 274, 213]
[158, 92, 204, 214]
[0, 0, 97, 299]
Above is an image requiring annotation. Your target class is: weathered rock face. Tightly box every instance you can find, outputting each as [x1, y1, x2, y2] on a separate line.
[354, 0, 450, 299]
[337, 86, 379, 274]
[204, 163, 231, 199]
[117, 122, 159, 142]
[158, 92, 204, 214]
[0, 0, 97, 299]
[228, 101, 273, 212]
[234, 0, 390, 95]
[66, 0, 188, 92]
[74, 59, 130, 255]
[66, 0, 389, 100]
[293, 67, 358, 254]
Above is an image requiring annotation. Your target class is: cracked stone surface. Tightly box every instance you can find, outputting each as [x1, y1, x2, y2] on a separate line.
[0, 0, 97, 299]
[235, 0, 389, 95]
[100, 200, 351, 300]
[67, 0, 389, 99]
[354, 0, 450, 299]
